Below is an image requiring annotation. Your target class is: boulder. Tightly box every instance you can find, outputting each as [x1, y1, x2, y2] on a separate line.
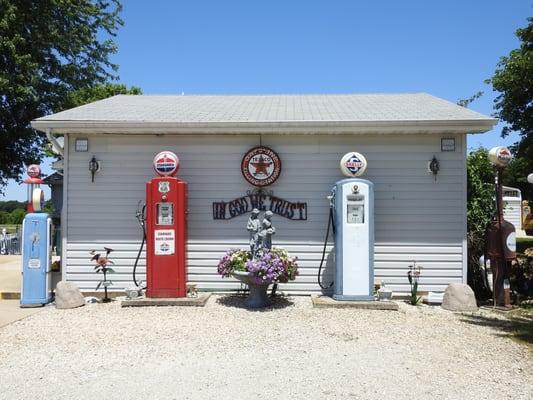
[55, 281, 85, 309]
[442, 283, 478, 312]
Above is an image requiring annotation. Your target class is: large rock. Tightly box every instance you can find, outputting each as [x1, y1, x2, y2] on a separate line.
[55, 281, 85, 309]
[442, 283, 478, 312]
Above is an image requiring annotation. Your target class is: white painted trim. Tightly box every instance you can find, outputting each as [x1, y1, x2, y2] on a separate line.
[461, 133, 468, 284]
[32, 119, 497, 135]
[61, 134, 69, 283]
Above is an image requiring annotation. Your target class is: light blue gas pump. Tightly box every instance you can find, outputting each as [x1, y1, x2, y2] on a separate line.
[332, 178, 374, 300]
[317, 152, 375, 300]
[20, 167, 53, 307]
[20, 213, 53, 307]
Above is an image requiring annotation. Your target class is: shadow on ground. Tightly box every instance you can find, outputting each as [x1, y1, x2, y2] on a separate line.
[216, 294, 294, 311]
[460, 313, 533, 346]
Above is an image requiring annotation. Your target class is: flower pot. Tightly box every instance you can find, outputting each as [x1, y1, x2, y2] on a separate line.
[231, 271, 272, 308]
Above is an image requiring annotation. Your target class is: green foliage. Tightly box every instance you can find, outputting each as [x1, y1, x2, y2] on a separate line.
[0, 201, 26, 213]
[0, 211, 10, 224]
[457, 91, 484, 108]
[8, 208, 25, 225]
[58, 83, 142, 111]
[487, 17, 533, 200]
[407, 263, 422, 305]
[0, 0, 123, 193]
[487, 17, 532, 138]
[467, 148, 496, 298]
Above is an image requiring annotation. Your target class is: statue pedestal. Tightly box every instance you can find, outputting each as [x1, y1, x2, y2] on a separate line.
[231, 271, 272, 308]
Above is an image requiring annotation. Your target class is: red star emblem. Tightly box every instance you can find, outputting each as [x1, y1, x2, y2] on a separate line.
[250, 155, 272, 176]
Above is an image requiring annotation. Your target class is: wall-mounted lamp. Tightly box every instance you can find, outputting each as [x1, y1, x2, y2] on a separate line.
[89, 155, 101, 182]
[428, 156, 440, 181]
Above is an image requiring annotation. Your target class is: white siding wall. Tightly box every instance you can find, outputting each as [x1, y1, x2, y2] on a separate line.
[64, 133, 466, 294]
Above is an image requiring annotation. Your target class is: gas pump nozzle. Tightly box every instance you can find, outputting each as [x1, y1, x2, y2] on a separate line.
[132, 200, 147, 289]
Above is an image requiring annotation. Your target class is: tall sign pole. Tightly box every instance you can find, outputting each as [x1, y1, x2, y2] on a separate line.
[487, 147, 515, 308]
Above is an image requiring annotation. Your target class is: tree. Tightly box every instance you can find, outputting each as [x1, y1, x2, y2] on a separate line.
[58, 83, 142, 111]
[467, 148, 495, 299]
[8, 208, 25, 225]
[487, 17, 533, 200]
[0, 0, 123, 193]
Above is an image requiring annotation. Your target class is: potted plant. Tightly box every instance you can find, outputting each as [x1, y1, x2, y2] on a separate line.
[407, 262, 422, 305]
[217, 247, 298, 308]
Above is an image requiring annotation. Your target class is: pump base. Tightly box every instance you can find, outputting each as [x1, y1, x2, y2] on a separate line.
[333, 294, 374, 301]
[312, 295, 399, 310]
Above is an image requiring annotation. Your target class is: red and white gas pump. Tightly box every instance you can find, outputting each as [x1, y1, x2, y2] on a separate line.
[145, 151, 188, 298]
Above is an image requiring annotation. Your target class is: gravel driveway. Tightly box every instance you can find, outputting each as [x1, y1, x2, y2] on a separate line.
[0, 296, 531, 400]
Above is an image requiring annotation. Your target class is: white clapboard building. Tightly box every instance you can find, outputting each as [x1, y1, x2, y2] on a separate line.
[32, 94, 496, 295]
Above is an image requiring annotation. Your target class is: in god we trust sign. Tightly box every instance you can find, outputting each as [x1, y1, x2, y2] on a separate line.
[241, 146, 282, 187]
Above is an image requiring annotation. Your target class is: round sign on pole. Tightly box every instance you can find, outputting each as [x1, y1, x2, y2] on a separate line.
[488, 146, 512, 168]
[339, 152, 368, 177]
[27, 164, 41, 179]
[241, 146, 282, 187]
[153, 151, 180, 177]
[527, 173, 533, 184]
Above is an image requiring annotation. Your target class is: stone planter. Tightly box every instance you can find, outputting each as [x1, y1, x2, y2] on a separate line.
[231, 271, 272, 308]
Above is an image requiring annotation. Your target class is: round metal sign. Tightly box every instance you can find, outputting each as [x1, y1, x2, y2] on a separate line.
[241, 146, 282, 187]
[153, 151, 179, 177]
[527, 173, 533, 184]
[27, 164, 41, 178]
[488, 146, 512, 168]
[339, 152, 368, 177]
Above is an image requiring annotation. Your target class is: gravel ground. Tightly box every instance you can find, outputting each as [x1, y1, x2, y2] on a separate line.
[0, 295, 531, 400]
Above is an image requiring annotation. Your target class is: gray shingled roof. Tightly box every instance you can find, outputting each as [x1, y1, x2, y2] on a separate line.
[32, 93, 496, 134]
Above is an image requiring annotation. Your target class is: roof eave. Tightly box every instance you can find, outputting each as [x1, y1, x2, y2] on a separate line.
[31, 118, 498, 135]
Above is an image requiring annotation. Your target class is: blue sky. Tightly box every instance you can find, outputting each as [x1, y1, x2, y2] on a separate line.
[3, 0, 530, 201]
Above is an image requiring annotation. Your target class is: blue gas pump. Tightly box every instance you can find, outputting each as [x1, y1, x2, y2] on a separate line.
[20, 213, 53, 307]
[332, 178, 374, 300]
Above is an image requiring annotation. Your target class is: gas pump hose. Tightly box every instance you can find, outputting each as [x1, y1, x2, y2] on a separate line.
[318, 207, 335, 290]
[133, 204, 147, 289]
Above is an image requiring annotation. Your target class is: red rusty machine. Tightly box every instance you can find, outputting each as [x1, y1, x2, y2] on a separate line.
[144, 151, 188, 298]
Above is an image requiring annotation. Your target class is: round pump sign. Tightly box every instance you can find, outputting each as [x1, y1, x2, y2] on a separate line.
[488, 146, 512, 168]
[153, 151, 179, 177]
[340, 152, 368, 177]
[27, 164, 41, 178]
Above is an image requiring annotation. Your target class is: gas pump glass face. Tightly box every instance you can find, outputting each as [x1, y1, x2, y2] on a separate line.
[347, 204, 364, 224]
[157, 203, 174, 225]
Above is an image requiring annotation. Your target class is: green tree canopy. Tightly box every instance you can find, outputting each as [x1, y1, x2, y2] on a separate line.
[466, 148, 496, 299]
[58, 83, 142, 111]
[487, 17, 533, 200]
[0, 0, 123, 193]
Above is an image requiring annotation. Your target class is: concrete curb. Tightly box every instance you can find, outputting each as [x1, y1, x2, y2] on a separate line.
[311, 294, 399, 310]
[0, 292, 21, 300]
[121, 293, 212, 307]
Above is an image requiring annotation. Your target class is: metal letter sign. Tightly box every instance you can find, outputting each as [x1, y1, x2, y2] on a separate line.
[213, 190, 307, 220]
